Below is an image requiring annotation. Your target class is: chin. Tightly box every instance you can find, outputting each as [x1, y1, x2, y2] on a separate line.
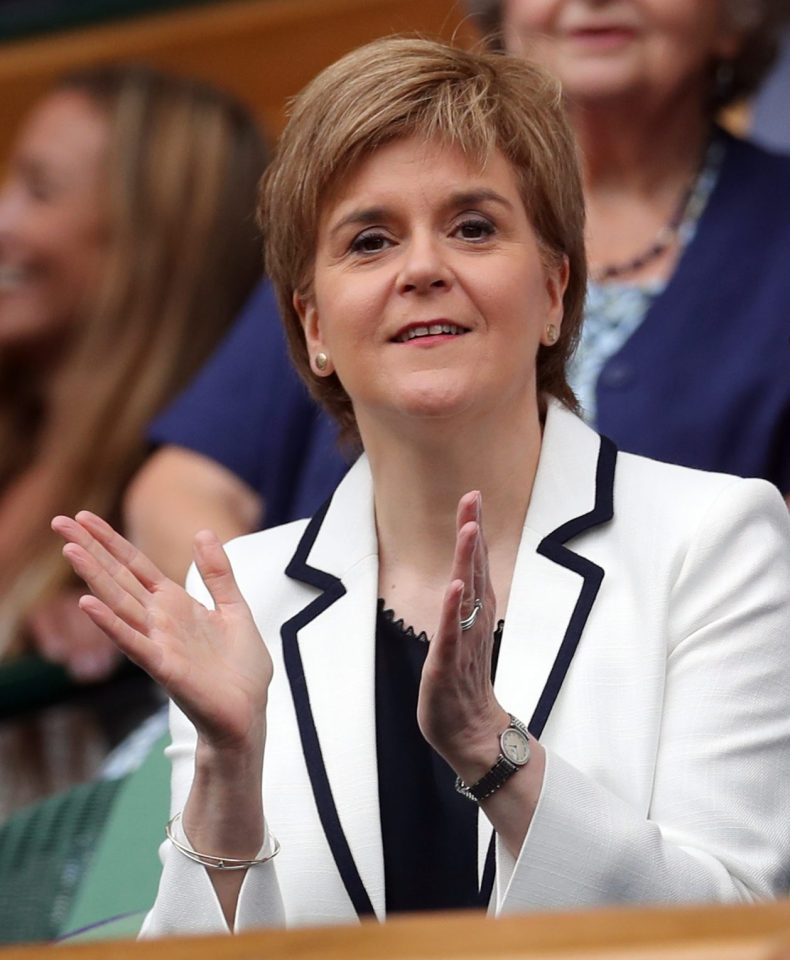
[559, 64, 643, 104]
[0, 308, 68, 354]
[390, 385, 477, 423]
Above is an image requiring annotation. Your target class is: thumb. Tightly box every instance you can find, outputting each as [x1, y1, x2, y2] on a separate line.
[192, 530, 246, 611]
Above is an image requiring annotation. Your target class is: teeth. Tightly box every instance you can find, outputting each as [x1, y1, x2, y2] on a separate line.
[396, 323, 467, 342]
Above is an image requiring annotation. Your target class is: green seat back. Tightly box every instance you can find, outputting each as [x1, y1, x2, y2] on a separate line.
[60, 730, 171, 941]
[0, 777, 124, 944]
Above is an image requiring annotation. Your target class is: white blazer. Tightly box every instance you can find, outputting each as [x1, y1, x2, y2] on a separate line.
[142, 401, 790, 936]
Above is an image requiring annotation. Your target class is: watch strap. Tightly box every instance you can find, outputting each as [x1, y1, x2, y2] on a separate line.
[455, 755, 518, 802]
[454, 714, 530, 803]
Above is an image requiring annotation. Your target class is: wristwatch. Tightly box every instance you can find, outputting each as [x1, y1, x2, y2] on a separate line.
[454, 714, 531, 802]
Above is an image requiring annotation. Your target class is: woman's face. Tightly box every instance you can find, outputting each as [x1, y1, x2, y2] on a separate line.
[297, 136, 567, 436]
[0, 90, 109, 352]
[501, 0, 742, 107]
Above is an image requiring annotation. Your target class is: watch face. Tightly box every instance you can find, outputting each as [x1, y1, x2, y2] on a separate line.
[501, 728, 530, 766]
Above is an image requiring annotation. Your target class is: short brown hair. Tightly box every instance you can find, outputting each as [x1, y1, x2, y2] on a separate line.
[465, 0, 786, 108]
[260, 37, 586, 442]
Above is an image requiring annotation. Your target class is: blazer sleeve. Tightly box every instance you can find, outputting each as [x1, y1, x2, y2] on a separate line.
[495, 478, 790, 911]
[139, 564, 286, 938]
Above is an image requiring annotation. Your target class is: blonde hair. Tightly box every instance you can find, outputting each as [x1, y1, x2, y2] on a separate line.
[260, 36, 586, 442]
[0, 64, 268, 657]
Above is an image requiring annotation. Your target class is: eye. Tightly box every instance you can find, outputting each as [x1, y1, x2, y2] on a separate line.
[350, 230, 391, 255]
[27, 177, 54, 203]
[15, 158, 56, 203]
[454, 216, 495, 241]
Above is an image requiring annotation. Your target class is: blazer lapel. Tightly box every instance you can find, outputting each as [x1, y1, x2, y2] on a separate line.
[281, 458, 385, 921]
[478, 401, 617, 890]
[280, 405, 617, 915]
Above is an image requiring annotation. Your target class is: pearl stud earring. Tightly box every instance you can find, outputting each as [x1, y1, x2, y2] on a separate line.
[315, 352, 329, 372]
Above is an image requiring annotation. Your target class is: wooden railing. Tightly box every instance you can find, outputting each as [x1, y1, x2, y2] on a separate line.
[2, 901, 790, 959]
[0, 0, 476, 161]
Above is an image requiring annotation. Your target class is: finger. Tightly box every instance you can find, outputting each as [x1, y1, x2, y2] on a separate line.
[451, 520, 479, 615]
[62, 542, 149, 633]
[472, 493, 489, 602]
[52, 514, 154, 606]
[455, 490, 479, 537]
[455, 490, 482, 601]
[75, 511, 166, 591]
[192, 530, 248, 611]
[429, 578, 466, 662]
[77, 595, 163, 679]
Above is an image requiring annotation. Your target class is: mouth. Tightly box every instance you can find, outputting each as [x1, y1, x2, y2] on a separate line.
[392, 322, 470, 344]
[565, 24, 636, 45]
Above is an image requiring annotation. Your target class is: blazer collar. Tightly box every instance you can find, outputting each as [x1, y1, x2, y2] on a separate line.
[502, 399, 617, 738]
[525, 398, 615, 539]
[281, 399, 616, 920]
[289, 399, 612, 578]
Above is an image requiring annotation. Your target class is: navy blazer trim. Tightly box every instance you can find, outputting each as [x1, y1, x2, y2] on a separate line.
[531, 434, 617, 738]
[481, 434, 617, 903]
[282, 496, 376, 919]
[283, 434, 617, 918]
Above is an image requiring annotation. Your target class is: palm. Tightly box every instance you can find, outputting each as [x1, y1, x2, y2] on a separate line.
[418, 491, 502, 771]
[52, 512, 271, 748]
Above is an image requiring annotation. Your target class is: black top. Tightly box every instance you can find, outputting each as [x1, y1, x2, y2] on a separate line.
[375, 600, 503, 914]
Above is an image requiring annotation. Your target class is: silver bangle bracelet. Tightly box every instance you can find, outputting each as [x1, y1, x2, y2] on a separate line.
[165, 812, 280, 871]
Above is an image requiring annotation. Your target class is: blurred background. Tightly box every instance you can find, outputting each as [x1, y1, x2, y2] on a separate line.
[0, 0, 477, 166]
[0, 0, 477, 818]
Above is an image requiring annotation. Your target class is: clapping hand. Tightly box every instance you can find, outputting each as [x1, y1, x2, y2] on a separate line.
[51, 512, 272, 750]
[417, 491, 509, 783]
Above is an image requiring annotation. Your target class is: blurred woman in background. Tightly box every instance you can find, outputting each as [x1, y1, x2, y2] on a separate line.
[468, 0, 790, 502]
[0, 64, 268, 681]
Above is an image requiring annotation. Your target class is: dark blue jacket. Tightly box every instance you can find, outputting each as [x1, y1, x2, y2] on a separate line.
[596, 131, 790, 492]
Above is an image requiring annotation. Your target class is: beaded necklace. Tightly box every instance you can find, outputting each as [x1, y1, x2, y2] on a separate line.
[569, 132, 726, 425]
[589, 134, 725, 283]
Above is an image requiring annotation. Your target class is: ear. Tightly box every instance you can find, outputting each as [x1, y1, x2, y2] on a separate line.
[542, 253, 569, 340]
[294, 290, 333, 376]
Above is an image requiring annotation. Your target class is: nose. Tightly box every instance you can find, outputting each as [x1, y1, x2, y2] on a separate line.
[397, 231, 452, 295]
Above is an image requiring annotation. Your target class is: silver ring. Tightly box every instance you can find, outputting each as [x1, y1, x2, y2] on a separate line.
[459, 598, 483, 632]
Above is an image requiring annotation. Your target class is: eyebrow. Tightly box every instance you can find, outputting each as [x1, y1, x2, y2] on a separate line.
[329, 206, 390, 237]
[447, 188, 513, 211]
[328, 189, 514, 237]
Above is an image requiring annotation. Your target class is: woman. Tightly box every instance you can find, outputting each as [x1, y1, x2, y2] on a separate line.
[0, 64, 268, 680]
[468, 0, 790, 503]
[54, 39, 790, 933]
[119, 0, 790, 603]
